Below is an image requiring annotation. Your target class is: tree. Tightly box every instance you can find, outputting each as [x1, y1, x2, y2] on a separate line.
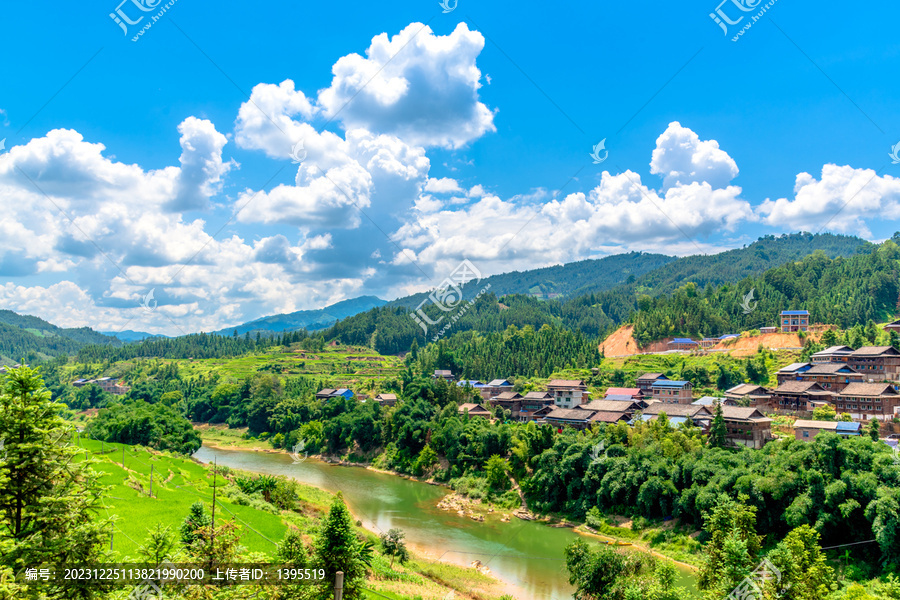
[180, 501, 211, 547]
[812, 404, 837, 421]
[276, 529, 308, 566]
[709, 403, 727, 448]
[379, 528, 409, 569]
[868, 418, 881, 441]
[313, 492, 365, 599]
[764, 525, 835, 599]
[485, 455, 511, 491]
[698, 496, 762, 593]
[138, 524, 177, 567]
[0, 366, 112, 598]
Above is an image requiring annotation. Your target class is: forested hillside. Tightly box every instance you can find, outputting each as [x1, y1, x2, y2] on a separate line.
[390, 251, 674, 309]
[631, 242, 900, 344]
[0, 310, 120, 362]
[327, 233, 872, 354]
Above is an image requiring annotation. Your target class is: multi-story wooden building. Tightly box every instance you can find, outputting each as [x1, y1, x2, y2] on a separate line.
[847, 346, 900, 382]
[578, 399, 644, 419]
[478, 378, 514, 401]
[458, 403, 491, 418]
[649, 379, 694, 404]
[374, 393, 398, 407]
[543, 408, 595, 430]
[519, 391, 555, 422]
[834, 382, 900, 421]
[775, 362, 865, 392]
[780, 310, 810, 332]
[725, 383, 772, 406]
[489, 391, 524, 417]
[810, 345, 853, 364]
[636, 373, 668, 394]
[769, 381, 834, 412]
[547, 379, 589, 409]
[721, 406, 773, 449]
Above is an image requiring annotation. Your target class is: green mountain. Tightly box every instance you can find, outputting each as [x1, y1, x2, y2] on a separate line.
[212, 295, 388, 336]
[0, 309, 121, 362]
[389, 252, 674, 309]
[326, 232, 871, 354]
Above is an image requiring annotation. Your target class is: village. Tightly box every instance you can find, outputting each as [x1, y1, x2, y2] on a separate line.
[437, 309, 900, 450]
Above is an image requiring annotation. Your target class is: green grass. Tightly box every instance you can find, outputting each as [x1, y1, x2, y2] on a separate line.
[76, 438, 288, 558]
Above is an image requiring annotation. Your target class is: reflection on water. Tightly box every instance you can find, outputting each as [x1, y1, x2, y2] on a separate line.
[194, 446, 698, 599]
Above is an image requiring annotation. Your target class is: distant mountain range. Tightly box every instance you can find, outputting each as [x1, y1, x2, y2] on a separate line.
[101, 330, 170, 342]
[211, 295, 388, 337]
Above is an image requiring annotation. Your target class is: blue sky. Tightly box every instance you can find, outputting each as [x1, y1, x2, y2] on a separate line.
[1, 0, 899, 335]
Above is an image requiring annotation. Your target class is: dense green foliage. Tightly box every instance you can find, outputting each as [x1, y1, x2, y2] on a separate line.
[0, 367, 111, 599]
[87, 399, 202, 454]
[632, 242, 900, 343]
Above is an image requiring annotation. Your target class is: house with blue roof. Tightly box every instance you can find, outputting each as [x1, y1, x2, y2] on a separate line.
[650, 379, 694, 404]
[780, 310, 810, 333]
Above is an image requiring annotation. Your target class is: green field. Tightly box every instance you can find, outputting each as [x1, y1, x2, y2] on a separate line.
[75, 437, 290, 558]
[67, 343, 405, 392]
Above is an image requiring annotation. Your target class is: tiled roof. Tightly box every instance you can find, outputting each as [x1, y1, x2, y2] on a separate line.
[545, 408, 593, 421]
[802, 363, 858, 375]
[547, 379, 586, 387]
[815, 345, 853, 354]
[851, 346, 900, 356]
[636, 373, 666, 381]
[579, 400, 640, 412]
[642, 403, 711, 417]
[458, 403, 489, 413]
[523, 391, 553, 400]
[726, 383, 770, 396]
[837, 382, 900, 397]
[793, 420, 837, 430]
[605, 387, 641, 396]
[589, 411, 629, 423]
[721, 406, 769, 422]
[493, 391, 523, 400]
[773, 381, 832, 394]
[376, 393, 397, 400]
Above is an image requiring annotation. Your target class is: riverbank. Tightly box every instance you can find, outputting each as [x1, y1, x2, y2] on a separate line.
[197, 426, 704, 575]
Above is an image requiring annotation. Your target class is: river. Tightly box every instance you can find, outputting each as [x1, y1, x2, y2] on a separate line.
[194, 446, 698, 599]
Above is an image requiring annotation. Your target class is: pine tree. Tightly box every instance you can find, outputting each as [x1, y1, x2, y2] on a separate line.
[709, 402, 728, 448]
[868, 418, 881, 441]
[314, 492, 365, 599]
[0, 366, 112, 597]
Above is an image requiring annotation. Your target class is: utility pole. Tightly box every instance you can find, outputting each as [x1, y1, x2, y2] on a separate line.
[210, 458, 217, 562]
[334, 571, 344, 600]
